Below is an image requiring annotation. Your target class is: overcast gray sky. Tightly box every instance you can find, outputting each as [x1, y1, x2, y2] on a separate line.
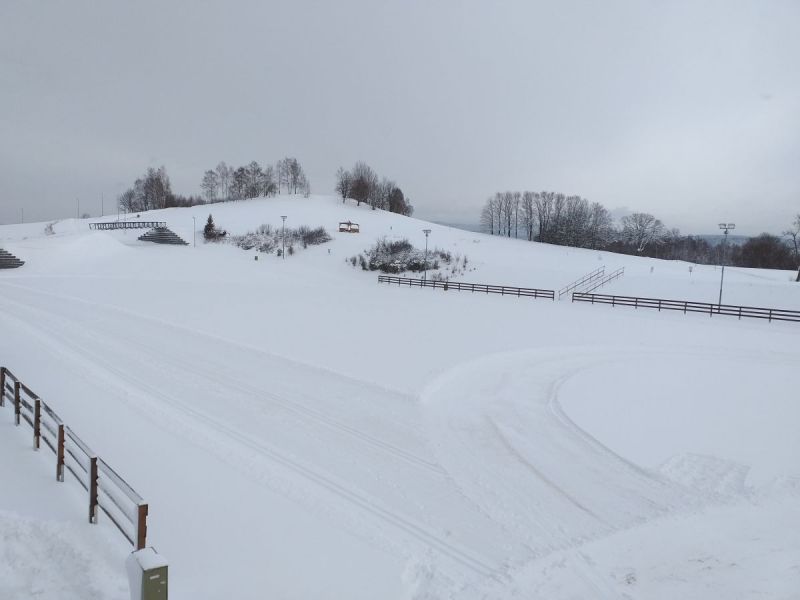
[1, 0, 797, 234]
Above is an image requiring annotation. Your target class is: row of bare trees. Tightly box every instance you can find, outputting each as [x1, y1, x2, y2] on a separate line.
[481, 191, 615, 250]
[335, 162, 414, 216]
[482, 192, 800, 272]
[200, 157, 309, 202]
[118, 167, 204, 213]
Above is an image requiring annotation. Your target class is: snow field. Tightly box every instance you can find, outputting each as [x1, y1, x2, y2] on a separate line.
[1, 195, 798, 598]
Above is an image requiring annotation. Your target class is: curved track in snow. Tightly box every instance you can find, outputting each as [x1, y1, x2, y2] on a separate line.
[2, 279, 797, 598]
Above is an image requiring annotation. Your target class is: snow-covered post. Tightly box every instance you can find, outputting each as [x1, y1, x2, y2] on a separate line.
[422, 229, 431, 282]
[0, 367, 5, 407]
[126, 547, 168, 600]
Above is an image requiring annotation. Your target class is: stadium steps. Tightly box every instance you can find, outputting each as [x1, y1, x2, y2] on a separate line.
[138, 227, 188, 246]
[0, 248, 25, 269]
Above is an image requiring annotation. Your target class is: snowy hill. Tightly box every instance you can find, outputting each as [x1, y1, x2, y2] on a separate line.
[1, 195, 798, 599]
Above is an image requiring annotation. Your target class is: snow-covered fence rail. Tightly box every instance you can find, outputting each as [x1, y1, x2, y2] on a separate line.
[378, 275, 555, 300]
[0, 366, 149, 549]
[571, 292, 800, 323]
[89, 221, 166, 230]
[557, 266, 605, 299]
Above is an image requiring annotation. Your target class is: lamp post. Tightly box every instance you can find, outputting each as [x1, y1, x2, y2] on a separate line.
[718, 222, 735, 306]
[192, 216, 196, 247]
[422, 229, 431, 281]
[281, 216, 287, 259]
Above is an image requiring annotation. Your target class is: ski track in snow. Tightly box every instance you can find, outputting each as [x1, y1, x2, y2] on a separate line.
[1, 274, 797, 597]
[0, 282, 507, 586]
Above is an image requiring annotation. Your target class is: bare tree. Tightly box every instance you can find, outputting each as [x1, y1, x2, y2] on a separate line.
[262, 165, 277, 196]
[783, 214, 800, 264]
[201, 170, 219, 202]
[335, 167, 352, 203]
[621, 212, 665, 253]
[244, 161, 263, 198]
[118, 188, 136, 213]
[350, 161, 377, 206]
[587, 202, 613, 249]
[521, 191, 536, 240]
[215, 162, 231, 200]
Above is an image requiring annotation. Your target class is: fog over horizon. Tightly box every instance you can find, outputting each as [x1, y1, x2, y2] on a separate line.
[1, 1, 797, 236]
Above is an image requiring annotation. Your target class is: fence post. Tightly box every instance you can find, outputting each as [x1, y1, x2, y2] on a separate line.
[89, 457, 98, 524]
[0, 367, 5, 407]
[658, 299, 661, 312]
[14, 381, 21, 426]
[634, 298, 638, 309]
[136, 503, 149, 550]
[56, 425, 65, 481]
[739, 306, 742, 320]
[769, 309, 772, 323]
[33, 399, 41, 450]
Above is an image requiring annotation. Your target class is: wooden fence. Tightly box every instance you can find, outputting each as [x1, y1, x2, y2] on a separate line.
[377, 275, 555, 300]
[89, 221, 166, 231]
[572, 292, 800, 323]
[0, 366, 149, 549]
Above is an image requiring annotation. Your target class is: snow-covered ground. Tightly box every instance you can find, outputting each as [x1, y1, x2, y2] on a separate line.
[1, 195, 798, 599]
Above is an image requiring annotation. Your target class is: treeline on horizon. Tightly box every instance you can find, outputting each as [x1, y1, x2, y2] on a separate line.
[115, 159, 413, 218]
[118, 158, 311, 213]
[480, 191, 800, 271]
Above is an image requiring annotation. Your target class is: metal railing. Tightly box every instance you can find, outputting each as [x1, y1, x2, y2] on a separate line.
[571, 292, 800, 323]
[557, 266, 605, 299]
[377, 275, 555, 300]
[89, 221, 166, 231]
[0, 367, 149, 549]
[582, 267, 624, 293]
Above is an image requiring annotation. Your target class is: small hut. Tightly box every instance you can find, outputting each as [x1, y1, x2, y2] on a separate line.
[338, 221, 360, 233]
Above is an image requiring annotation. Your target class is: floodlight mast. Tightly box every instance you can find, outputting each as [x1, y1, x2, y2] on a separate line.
[422, 229, 432, 282]
[718, 222, 735, 306]
[281, 216, 287, 260]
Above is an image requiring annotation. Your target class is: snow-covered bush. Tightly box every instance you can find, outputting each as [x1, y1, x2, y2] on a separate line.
[349, 238, 465, 275]
[230, 224, 331, 255]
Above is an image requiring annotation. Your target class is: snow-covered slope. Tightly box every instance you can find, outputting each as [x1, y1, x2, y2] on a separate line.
[1, 195, 798, 599]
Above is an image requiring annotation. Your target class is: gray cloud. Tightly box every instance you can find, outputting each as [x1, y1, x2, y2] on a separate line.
[1, 0, 798, 235]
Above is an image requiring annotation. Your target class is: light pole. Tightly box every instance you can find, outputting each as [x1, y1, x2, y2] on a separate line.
[422, 229, 431, 281]
[281, 216, 287, 259]
[192, 216, 196, 247]
[718, 222, 735, 306]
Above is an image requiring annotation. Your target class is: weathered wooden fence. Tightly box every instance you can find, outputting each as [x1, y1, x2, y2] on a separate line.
[0, 366, 149, 549]
[378, 275, 555, 300]
[572, 292, 800, 323]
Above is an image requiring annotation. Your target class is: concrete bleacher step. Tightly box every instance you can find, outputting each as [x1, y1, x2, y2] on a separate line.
[138, 227, 188, 246]
[0, 248, 25, 269]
